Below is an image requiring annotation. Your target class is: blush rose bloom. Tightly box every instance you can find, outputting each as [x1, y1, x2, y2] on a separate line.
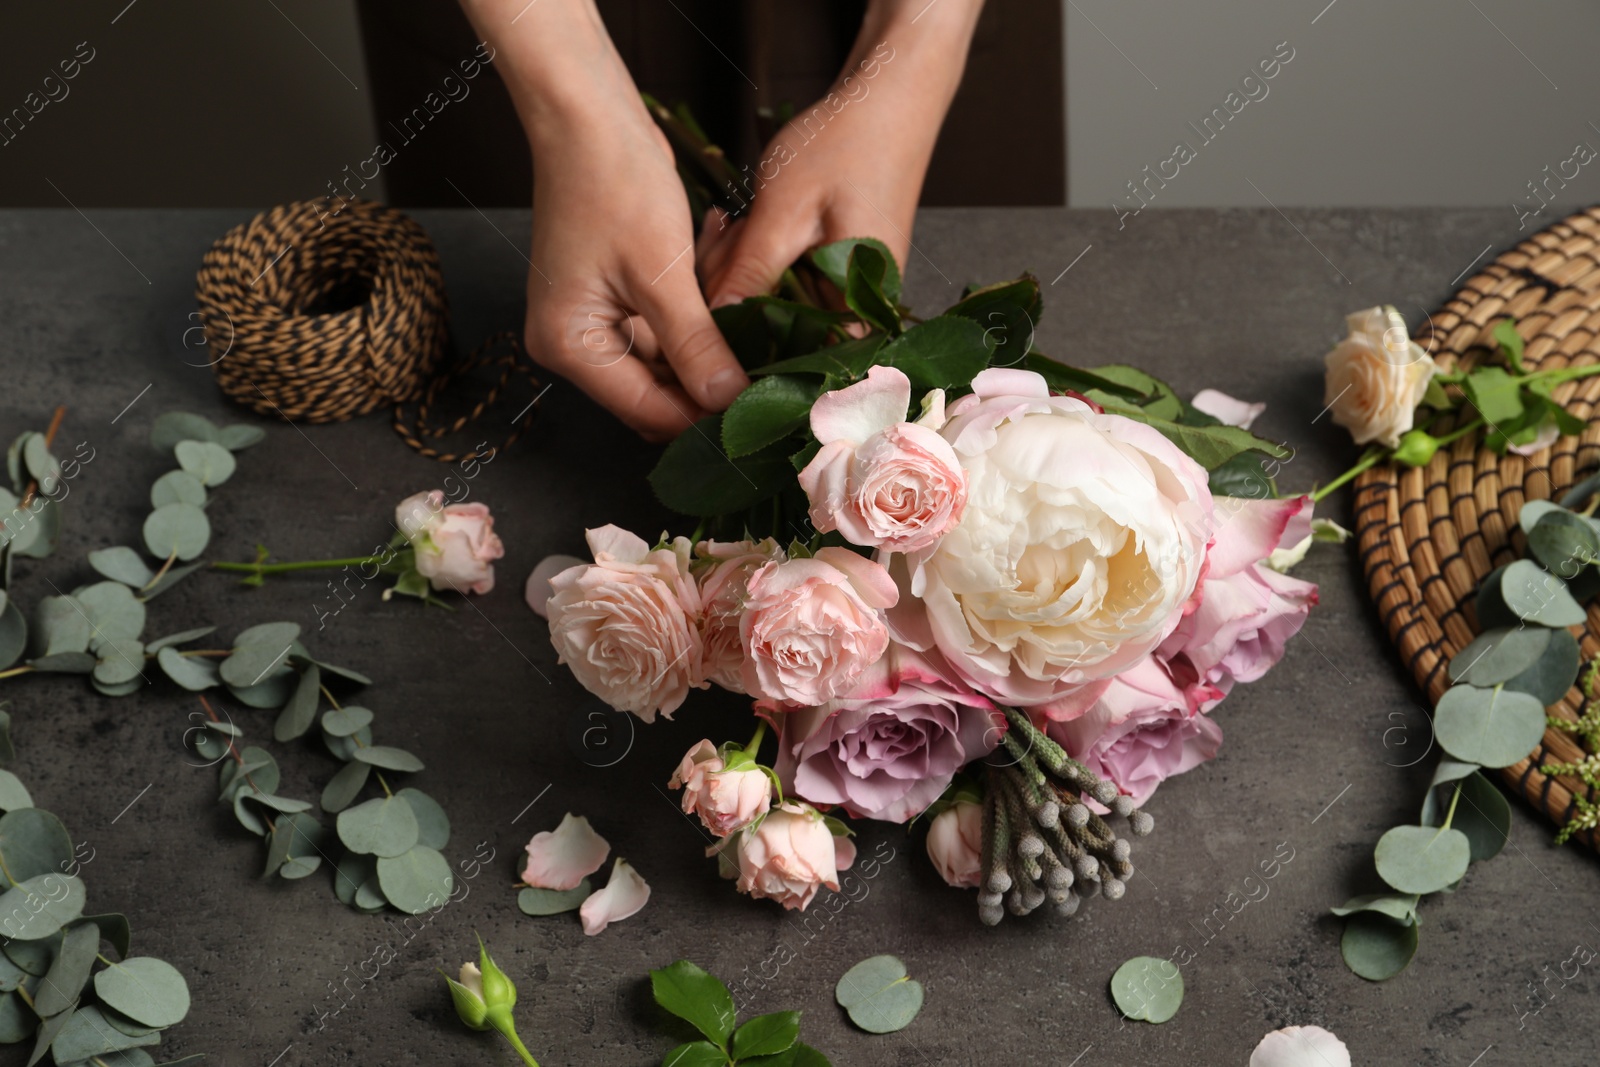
[773, 644, 1000, 822]
[889, 368, 1213, 715]
[1049, 658, 1223, 808]
[543, 525, 704, 722]
[693, 538, 784, 694]
[731, 802, 855, 911]
[395, 490, 505, 595]
[1324, 305, 1437, 448]
[740, 547, 897, 705]
[798, 365, 968, 553]
[668, 739, 772, 837]
[925, 800, 984, 888]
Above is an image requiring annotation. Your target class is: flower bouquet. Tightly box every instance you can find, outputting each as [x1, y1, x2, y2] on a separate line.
[528, 238, 1322, 923]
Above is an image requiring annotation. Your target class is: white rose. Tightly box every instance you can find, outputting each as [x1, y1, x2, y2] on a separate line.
[890, 368, 1213, 714]
[1323, 305, 1437, 448]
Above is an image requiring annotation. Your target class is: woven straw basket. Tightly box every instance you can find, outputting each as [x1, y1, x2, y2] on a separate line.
[1354, 206, 1600, 851]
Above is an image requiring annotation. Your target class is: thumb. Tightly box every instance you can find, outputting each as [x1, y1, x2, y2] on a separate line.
[705, 215, 804, 309]
[632, 267, 749, 411]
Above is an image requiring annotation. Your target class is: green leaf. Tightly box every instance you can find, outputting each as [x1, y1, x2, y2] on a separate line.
[34, 921, 98, 1017]
[141, 560, 207, 600]
[844, 243, 900, 335]
[1207, 450, 1277, 500]
[747, 335, 884, 382]
[221, 638, 297, 689]
[1426, 772, 1511, 861]
[336, 796, 420, 858]
[649, 416, 793, 516]
[82, 913, 131, 959]
[1341, 912, 1419, 981]
[661, 1041, 728, 1067]
[1373, 824, 1471, 894]
[76, 582, 146, 645]
[1502, 626, 1580, 706]
[732, 1011, 801, 1059]
[946, 276, 1041, 364]
[218, 423, 267, 451]
[1108, 956, 1183, 1024]
[375, 845, 453, 914]
[32, 596, 91, 657]
[311, 658, 373, 687]
[1527, 511, 1600, 575]
[517, 881, 591, 916]
[353, 874, 387, 912]
[49, 1006, 160, 1062]
[0, 600, 26, 672]
[1499, 559, 1586, 626]
[22, 436, 60, 498]
[0, 808, 73, 886]
[875, 315, 994, 390]
[28, 652, 95, 674]
[150, 412, 220, 451]
[226, 668, 297, 709]
[174, 440, 236, 487]
[721, 375, 820, 458]
[810, 237, 901, 303]
[1329, 893, 1420, 923]
[87, 547, 156, 588]
[333, 851, 375, 906]
[1021, 353, 1146, 399]
[142, 503, 210, 562]
[1462, 366, 1524, 425]
[0, 770, 33, 812]
[156, 646, 219, 691]
[0, 874, 86, 939]
[398, 788, 449, 849]
[1086, 364, 1181, 417]
[149, 470, 207, 509]
[1088, 393, 1289, 470]
[275, 665, 322, 742]
[0, 707, 12, 767]
[650, 959, 737, 1048]
[835, 954, 924, 1034]
[263, 812, 326, 879]
[353, 746, 424, 773]
[713, 300, 773, 369]
[26, 997, 73, 1063]
[1447, 626, 1550, 686]
[320, 760, 371, 813]
[1492, 319, 1526, 373]
[321, 705, 375, 737]
[1433, 683, 1547, 767]
[323, 724, 374, 761]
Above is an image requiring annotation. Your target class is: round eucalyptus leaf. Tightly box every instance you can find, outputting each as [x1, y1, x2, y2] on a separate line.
[221, 636, 297, 689]
[150, 412, 220, 451]
[280, 854, 324, 880]
[188, 728, 229, 764]
[2, 933, 56, 975]
[218, 424, 267, 451]
[34, 921, 99, 1017]
[337, 796, 419, 858]
[1446, 771, 1512, 861]
[233, 621, 301, 649]
[87, 547, 155, 589]
[323, 725, 373, 761]
[142, 503, 210, 562]
[0, 771, 33, 813]
[27, 652, 95, 674]
[145, 626, 216, 653]
[5, 496, 57, 559]
[320, 706, 374, 738]
[32, 1000, 79, 1059]
[0, 951, 24, 994]
[1472, 566, 1517, 631]
[32, 596, 91, 657]
[517, 881, 591, 916]
[23, 434, 61, 497]
[1447, 626, 1548, 686]
[353, 874, 387, 911]
[203, 719, 241, 738]
[313, 659, 373, 687]
[156, 647, 219, 691]
[1433, 684, 1547, 768]
[174, 440, 236, 487]
[243, 792, 313, 814]
[100, 1007, 160, 1037]
[149, 470, 207, 509]
[1329, 893, 1420, 923]
[274, 665, 322, 743]
[1527, 510, 1600, 574]
[232, 791, 268, 836]
[376, 845, 453, 915]
[218, 747, 280, 803]
[0, 599, 25, 671]
[1420, 759, 1480, 824]
[93, 957, 192, 1028]
[140, 559, 207, 600]
[836, 954, 927, 1033]
[0, 873, 86, 939]
[1500, 559, 1586, 626]
[225, 668, 297, 709]
[1374, 824, 1471, 894]
[0, 982, 36, 1042]
[83, 912, 132, 960]
[353, 746, 424, 773]
[94, 676, 144, 698]
[93, 637, 146, 687]
[264, 812, 325, 877]
[0, 808, 73, 884]
[397, 788, 449, 849]
[333, 851, 375, 906]
[1519, 499, 1565, 533]
[320, 760, 370, 814]
[1341, 912, 1419, 981]
[1502, 627, 1580, 706]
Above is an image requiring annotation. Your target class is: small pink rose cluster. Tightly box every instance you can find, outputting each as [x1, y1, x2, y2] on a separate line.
[395, 489, 505, 595]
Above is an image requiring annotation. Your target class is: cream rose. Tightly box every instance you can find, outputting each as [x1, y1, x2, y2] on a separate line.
[544, 525, 704, 722]
[1323, 305, 1437, 448]
[925, 800, 984, 888]
[890, 368, 1213, 713]
[693, 538, 784, 694]
[395, 491, 505, 595]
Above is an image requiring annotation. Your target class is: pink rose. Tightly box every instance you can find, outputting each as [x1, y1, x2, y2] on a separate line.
[925, 800, 984, 888]
[798, 366, 967, 552]
[693, 538, 784, 694]
[740, 547, 897, 706]
[732, 802, 854, 911]
[1049, 658, 1222, 808]
[395, 490, 505, 595]
[774, 644, 1000, 822]
[668, 739, 772, 837]
[544, 525, 704, 722]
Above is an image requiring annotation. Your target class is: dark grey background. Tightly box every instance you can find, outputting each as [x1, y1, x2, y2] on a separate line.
[0, 205, 1591, 1064]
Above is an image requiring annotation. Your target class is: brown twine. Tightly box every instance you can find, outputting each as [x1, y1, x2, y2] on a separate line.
[194, 197, 539, 463]
[1354, 204, 1600, 851]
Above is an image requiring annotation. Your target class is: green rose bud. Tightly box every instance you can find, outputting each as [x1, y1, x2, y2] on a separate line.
[476, 937, 518, 1019]
[444, 963, 489, 1031]
[1392, 429, 1439, 468]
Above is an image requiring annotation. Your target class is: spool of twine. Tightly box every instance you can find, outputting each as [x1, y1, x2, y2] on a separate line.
[195, 198, 538, 463]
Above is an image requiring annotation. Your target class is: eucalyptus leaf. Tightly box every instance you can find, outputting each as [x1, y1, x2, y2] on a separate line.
[34, 922, 99, 1016]
[92, 637, 146, 687]
[0, 808, 74, 886]
[22, 435, 61, 497]
[835, 954, 925, 1033]
[174, 440, 236, 487]
[1341, 912, 1419, 981]
[2, 935, 57, 975]
[1329, 893, 1420, 923]
[1500, 559, 1586, 626]
[273, 665, 321, 742]
[87, 547, 155, 588]
[375, 845, 453, 914]
[218, 747, 279, 802]
[27, 1002, 72, 1063]
[0, 600, 26, 672]
[320, 705, 374, 737]
[353, 874, 387, 911]
[323, 725, 373, 761]
[1427, 771, 1512, 861]
[1433, 684, 1547, 768]
[149, 412, 220, 451]
[333, 851, 375, 906]
[1373, 824, 1471, 894]
[312, 659, 373, 687]
[149, 470, 207, 509]
[93, 957, 192, 1028]
[142, 503, 210, 562]
[1527, 510, 1600, 575]
[352, 746, 424, 773]
[517, 881, 591, 916]
[0, 873, 86, 939]
[218, 424, 267, 451]
[32, 597, 91, 657]
[337, 796, 420, 858]
[225, 667, 296, 708]
[1447, 626, 1549, 686]
[156, 647, 219, 691]
[0, 770, 33, 811]
[1502, 626, 1580, 706]
[83, 912, 132, 959]
[26, 653, 94, 674]
[241, 792, 313, 815]
[319, 760, 370, 814]
[6, 497, 57, 559]
[233, 621, 301, 648]
[650, 959, 737, 1048]
[398, 788, 449, 849]
[140, 560, 207, 600]
[145, 626, 216, 653]
[220, 638, 296, 689]
[1108, 956, 1183, 1024]
[264, 812, 326, 878]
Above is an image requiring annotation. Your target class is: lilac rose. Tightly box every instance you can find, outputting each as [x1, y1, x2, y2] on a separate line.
[773, 644, 1000, 823]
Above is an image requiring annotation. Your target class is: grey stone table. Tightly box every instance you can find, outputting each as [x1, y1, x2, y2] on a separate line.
[0, 206, 1593, 1066]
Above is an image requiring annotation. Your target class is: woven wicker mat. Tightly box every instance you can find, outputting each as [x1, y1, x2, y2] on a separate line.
[1354, 205, 1600, 851]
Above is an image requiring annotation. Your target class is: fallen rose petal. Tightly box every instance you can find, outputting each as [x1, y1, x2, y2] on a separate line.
[525, 554, 585, 618]
[580, 858, 651, 935]
[1191, 388, 1265, 429]
[522, 813, 610, 890]
[1249, 1025, 1350, 1067]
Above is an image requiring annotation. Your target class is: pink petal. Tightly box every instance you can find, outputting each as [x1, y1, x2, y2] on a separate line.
[1249, 1026, 1350, 1067]
[834, 835, 857, 871]
[969, 367, 1050, 399]
[810, 365, 911, 445]
[1208, 495, 1310, 579]
[813, 547, 899, 610]
[580, 858, 651, 935]
[585, 524, 649, 564]
[1508, 419, 1561, 456]
[525, 554, 585, 618]
[522, 813, 610, 890]
[1191, 389, 1265, 429]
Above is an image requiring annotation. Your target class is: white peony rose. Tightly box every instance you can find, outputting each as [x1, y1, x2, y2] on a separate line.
[1323, 305, 1437, 448]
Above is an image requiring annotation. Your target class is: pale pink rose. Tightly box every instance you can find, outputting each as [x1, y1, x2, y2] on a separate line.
[1049, 658, 1223, 808]
[694, 538, 784, 694]
[579, 858, 650, 935]
[732, 802, 850, 911]
[395, 490, 505, 595]
[798, 366, 967, 553]
[1250, 1025, 1350, 1067]
[774, 644, 1000, 822]
[544, 526, 704, 722]
[925, 800, 984, 889]
[522, 813, 610, 891]
[889, 368, 1213, 713]
[740, 547, 897, 706]
[668, 739, 772, 837]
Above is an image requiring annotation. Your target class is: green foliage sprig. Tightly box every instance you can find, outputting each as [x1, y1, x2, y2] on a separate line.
[649, 959, 830, 1067]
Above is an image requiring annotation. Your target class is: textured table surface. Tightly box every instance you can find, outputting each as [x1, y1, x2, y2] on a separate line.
[0, 206, 1593, 1066]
